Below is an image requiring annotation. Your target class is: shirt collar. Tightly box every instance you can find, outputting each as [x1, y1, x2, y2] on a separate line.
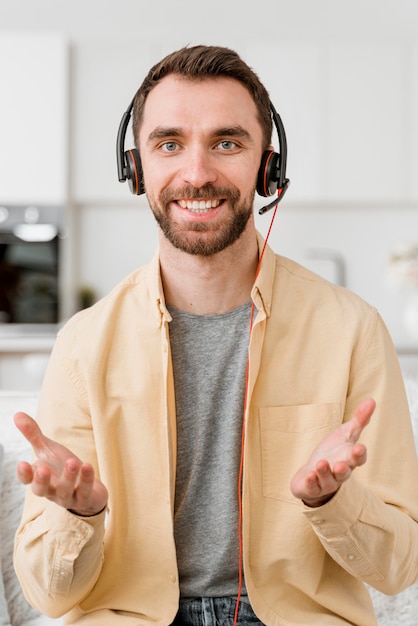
[146, 230, 276, 325]
[251, 231, 276, 318]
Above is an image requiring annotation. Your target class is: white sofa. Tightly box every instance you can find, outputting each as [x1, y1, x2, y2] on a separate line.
[0, 393, 62, 626]
[1, 380, 417, 626]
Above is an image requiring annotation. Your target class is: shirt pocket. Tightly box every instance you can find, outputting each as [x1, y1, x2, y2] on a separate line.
[259, 403, 341, 503]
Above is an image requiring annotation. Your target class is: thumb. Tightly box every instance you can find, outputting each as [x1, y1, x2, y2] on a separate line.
[14, 412, 48, 455]
[344, 398, 376, 443]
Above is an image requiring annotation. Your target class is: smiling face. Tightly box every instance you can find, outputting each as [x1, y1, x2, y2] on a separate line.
[138, 75, 264, 256]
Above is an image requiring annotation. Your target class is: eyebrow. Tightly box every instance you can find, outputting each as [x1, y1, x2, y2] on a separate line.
[147, 127, 183, 143]
[146, 125, 254, 144]
[215, 126, 253, 142]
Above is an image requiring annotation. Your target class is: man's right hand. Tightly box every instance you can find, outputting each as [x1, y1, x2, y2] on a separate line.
[14, 412, 108, 517]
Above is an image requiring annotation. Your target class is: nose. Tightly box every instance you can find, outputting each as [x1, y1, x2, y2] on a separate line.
[180, 147, 218, 189]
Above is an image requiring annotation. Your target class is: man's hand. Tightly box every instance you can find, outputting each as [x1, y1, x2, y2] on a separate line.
[290, 398, 376, 507]
[14, 412, 108, 516]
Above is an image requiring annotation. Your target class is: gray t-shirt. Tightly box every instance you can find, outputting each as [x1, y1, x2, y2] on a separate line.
[167, 301, 252, 600]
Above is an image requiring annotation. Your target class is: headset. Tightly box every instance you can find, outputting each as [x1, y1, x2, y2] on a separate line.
[116, 95, 290, 215]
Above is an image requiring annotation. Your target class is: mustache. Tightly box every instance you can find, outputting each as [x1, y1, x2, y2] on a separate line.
[160, 184, 241, 204]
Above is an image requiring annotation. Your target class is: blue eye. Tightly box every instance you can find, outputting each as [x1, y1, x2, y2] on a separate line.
[162, 142, 178, 152]
[218, 140, 236, 150]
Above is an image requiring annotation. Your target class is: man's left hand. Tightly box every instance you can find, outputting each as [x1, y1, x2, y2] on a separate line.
[290, 398, 376, 507]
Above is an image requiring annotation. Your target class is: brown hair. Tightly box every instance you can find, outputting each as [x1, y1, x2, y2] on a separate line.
[132, 44, 272, 150]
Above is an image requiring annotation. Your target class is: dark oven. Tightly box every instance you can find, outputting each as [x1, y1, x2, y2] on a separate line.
[0, 205, 61, 324]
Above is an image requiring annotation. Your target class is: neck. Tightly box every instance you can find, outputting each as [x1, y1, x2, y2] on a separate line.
[159, 228, 259, 315]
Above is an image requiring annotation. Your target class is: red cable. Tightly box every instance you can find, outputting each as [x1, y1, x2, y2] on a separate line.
[233, 202, 279, 625]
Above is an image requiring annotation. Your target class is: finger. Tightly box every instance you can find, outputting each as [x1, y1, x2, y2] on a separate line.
[332, 461, 352, 482]
[305, 470, 322, 496]
[344, 398, 376, 443]
[302, 465, 340, 506]
[31, 464, 53, 498]
[16, 461, 35, 485]
[73, 464, 95, 507]
[351, 443, 368, 467]
[354, 397, 376, 424]
[55, 458, 81, 503]
[331, 442, 366, 473]
[316, 460, 345, 491]
[14, 412, 48, 455]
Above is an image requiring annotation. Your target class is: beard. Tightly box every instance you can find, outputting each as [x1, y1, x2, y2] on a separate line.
[148, 183, 255, 256]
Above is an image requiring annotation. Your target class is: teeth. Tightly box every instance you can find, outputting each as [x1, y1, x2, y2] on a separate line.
[178, 199, 221, 212]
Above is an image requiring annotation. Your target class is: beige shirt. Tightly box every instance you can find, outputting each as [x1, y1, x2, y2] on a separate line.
[14, 235, 418, 626]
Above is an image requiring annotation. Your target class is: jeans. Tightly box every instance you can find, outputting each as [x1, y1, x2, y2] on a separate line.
[170, 597, 265, 625]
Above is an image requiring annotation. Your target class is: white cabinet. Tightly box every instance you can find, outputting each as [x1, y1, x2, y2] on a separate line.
[245, 42, 325, 205]
[247, 41, 414, 205]
[71, 39, 158, 203]
[326, 43, 406, 203]
[412, 44, 418, 201]
[0, 33, 68, 204]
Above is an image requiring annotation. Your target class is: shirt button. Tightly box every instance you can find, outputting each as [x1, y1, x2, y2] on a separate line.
[348, 554, 356, 561]
[170, 574, 177, 583]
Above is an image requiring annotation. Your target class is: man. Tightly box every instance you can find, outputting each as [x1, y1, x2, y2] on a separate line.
[14, 45, 418, 626]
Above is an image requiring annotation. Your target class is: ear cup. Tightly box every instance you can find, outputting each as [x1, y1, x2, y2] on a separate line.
[256, 150, 280, 197]
[125, 148, 145, 195]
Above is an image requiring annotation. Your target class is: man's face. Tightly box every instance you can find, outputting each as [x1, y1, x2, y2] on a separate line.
[138, 75, 264, 256]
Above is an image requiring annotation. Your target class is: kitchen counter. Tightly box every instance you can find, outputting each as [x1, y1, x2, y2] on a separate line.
[0, 324, 59, 353]
[0, 325, 60, 391]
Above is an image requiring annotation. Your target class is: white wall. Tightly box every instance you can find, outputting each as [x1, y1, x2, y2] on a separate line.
[1, 0, 418, 349]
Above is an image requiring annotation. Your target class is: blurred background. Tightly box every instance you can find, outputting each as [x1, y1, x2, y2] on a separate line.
[1, 0, 418, 389]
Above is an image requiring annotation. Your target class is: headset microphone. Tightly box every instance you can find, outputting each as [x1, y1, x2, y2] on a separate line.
[258, 179, 290, 215]
[117, 93, 290, 209]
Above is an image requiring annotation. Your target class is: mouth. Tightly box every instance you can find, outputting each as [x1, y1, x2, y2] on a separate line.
[176, 198, 223, 213]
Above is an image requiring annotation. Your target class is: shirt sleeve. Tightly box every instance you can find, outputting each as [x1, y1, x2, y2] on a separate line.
[304, 312, 418, 595]
[303, 476, 418, 593]
[14, 502, 106, 617]
[13, 326, 107, 618]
